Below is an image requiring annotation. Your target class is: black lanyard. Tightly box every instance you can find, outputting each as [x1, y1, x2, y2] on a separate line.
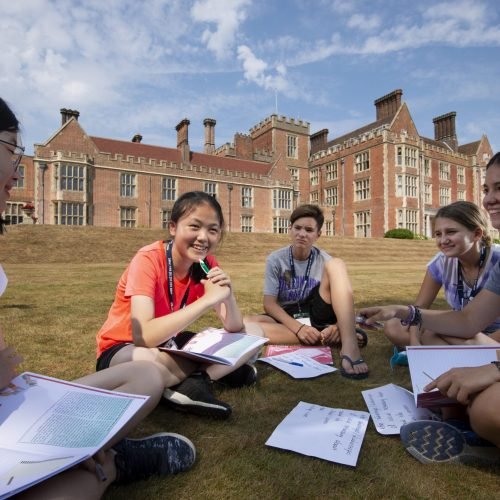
[166, 240, 191, 312]
[288, 245, 316, 306]
[457, 245, 487, 308]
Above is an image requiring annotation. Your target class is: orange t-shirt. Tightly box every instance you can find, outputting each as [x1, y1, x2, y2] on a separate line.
[96, 240, 218, 357]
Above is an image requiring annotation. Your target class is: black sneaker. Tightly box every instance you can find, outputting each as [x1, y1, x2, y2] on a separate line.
[216, 363, 258, 388]
[163, 372, 232, 419]
[113, 432, 196, 484]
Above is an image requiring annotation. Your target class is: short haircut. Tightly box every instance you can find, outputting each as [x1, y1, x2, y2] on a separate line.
[290, 204, 324, 230]
[486, 152, 500, 170]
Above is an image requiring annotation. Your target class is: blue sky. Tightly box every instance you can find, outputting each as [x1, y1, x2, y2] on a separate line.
[2, 0, 500, 155]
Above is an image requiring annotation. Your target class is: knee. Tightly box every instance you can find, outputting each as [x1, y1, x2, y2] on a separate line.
[243, 320, 265, 337]
[383, 318, 404, 342]
[132, 361, 165, 394]
[468, 383, 500, 447]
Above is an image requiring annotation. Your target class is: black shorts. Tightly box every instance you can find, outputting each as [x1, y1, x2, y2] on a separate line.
[283, 284, 337, 330]
[95, 331, 198, 372]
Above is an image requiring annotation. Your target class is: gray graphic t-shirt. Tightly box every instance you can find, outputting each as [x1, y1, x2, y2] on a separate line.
[263, 246, 331, 307]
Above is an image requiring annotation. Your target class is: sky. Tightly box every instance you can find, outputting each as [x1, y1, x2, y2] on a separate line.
[2, 0, 500, 156]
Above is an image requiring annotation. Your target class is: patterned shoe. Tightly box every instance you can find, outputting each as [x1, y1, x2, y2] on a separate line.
[114, 432, 196, 484]
[400, 420, 500, 465]
[163, 372, 232, 419]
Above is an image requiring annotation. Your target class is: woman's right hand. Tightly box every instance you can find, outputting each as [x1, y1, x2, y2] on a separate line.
[202, 278, 231, 305]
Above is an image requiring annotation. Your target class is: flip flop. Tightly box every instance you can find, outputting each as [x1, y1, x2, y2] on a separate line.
[339, 354, 369, 380]
[400, 420, 500, 465]
[355, 327, 368, 348]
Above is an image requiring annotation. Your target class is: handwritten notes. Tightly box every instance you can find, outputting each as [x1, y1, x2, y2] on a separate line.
[258, 353, 337, 378]
[266, 401, 369, 467]
[361, 384, 433, 435]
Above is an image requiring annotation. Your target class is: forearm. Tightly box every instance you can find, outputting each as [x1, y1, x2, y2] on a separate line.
[217, 293, 244, 332]
[264, 299, 302, 335]
[132, 296, 215, 347]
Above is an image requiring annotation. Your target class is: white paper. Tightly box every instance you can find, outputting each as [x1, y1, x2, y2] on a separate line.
[361, 384, 434, 435]
[0, 372, 148, 498]
[258, 353, 337, 378]
[266, 401, 369, 467]
[407, 345, 500, 406]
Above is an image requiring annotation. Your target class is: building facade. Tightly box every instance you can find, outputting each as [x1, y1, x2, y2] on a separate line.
[6, 90, 494, 237]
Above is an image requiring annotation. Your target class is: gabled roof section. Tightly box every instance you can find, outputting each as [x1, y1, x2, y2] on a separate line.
[388, 102, 419, 137]
[36, 117, 86, 147]
[457, 140, 481, 156]
[191, 151, 271, 175]
[91, 137, 182, 163]
[90, 137, 272, 175]
[324, 115, 393, 149]
[421, 136, 454, 152]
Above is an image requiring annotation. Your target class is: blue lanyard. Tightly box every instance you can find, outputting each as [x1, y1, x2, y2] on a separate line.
[166, 240, 191, 312]
[456, 246, 486, 308]
[288, 245, 316, 306]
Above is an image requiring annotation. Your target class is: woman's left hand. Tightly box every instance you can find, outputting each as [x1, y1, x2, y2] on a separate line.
[206, 266, 231, 288]
[320, 325, 340, 346]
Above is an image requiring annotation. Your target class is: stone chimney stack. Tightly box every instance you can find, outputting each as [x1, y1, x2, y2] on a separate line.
[433, 112, 458, 152]
[203, 118, 216, 154]
[310, 128, 329, 155]
[60, 108, 80, 126]
[131, 134, 143, 143]
[374, 89, 403, 121]
[176, 118, 190, 163]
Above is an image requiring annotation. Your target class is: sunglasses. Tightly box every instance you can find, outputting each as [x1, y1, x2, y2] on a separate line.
[0, 138, 25, 172]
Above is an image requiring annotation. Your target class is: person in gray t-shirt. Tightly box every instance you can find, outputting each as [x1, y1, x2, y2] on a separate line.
[246, 204, 369, 380]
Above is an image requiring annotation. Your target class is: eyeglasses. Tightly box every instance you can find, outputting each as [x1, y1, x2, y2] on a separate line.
[0, 138, 25, 172]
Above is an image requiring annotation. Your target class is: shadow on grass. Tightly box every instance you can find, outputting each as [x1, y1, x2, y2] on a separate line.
[0, 304, 34, 310]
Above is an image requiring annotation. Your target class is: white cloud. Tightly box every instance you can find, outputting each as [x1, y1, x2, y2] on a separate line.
[190, 0, 250, 60]
[237, 45, 289, 93]
[347, 13, 381, 31]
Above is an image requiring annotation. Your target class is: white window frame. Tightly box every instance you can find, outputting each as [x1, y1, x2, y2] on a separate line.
[457, 189, 466, 201]
[162, 177, 176, 201]
[55, 201, 85, 225]
[120, 173, 136, 197]
[241, 187, 253, 208]
[241, 215, 253, 233]
[355, 211, 371, 238]
[424, 158, 431, 177]
[439, 162, 450, 181]
[120, 207, 137, 228]
[273, 217, 289, 234]
[424, 183, 432, 204]
[439, 186, 451, 205]
[272, 189, 292, 210]
[355, 151, 369, 173]
[289, 167, 299, 182]
[204, 182, 217, 197]
[310, 168, 319, 186]
[325, 161, 338, 181]
[162, 209, 171, 229]
[355, 178, 370, 201]
[61, 163, 85, 192]
[13, 165, 25, 188]
[325, 186, 338, 206]
[309, 191, 319, 204]
[457, 166, 465, 184]
[287, 135, 298, 158]
[4, 202, 24, 224]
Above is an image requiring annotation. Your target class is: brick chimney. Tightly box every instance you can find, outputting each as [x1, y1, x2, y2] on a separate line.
[203, 118, 216, 154]
[374, 89, 403, 121]
[131, 134, 143, 143]
[60, 108, 80, 126]
[433, 112, 458, 152]
[176, 118, 190, 163]
[310, 128, 329, 155]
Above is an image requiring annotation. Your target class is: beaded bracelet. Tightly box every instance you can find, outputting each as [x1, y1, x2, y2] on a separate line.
[400, 305, 422, 327]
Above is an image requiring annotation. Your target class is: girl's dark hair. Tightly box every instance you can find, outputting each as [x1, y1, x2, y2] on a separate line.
[0, 98, 20, 233]
[435, 201, 491, 247]
[486, 152, 500, 170]
[170, 191, 225, 231]
[0, 97, 20, 133]
[290, 204, 324, 230]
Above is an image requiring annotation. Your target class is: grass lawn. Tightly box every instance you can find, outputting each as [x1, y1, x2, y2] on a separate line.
[1, 226, 498, 499]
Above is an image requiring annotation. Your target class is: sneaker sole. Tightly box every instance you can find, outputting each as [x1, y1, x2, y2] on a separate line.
[163, 388, 232, 419]
[125, 432, 196, 460]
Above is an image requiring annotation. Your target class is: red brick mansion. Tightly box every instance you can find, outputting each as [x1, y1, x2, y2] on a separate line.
[7, 89, 493, 238]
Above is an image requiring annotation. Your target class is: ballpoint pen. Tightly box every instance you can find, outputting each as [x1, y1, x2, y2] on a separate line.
[274, 358, 304, 367]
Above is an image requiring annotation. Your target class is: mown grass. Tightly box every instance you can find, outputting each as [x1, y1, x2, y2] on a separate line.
[1, 225, 498, 499]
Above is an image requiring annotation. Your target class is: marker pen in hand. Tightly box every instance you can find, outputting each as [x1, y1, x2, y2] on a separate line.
[199, 259, 210, 275]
